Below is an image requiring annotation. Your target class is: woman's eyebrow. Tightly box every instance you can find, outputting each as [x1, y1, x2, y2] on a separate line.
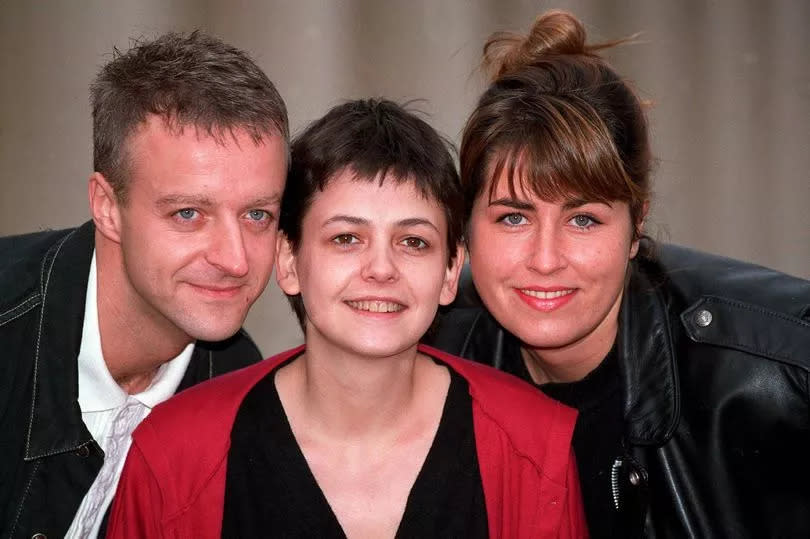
[323, 215, 368, 226]
[488, 197, 534, 210]
[562, 198, 614, 210]
[396, 217, 439, 233]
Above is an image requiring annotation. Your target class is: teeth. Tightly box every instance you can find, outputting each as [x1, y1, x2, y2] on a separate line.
[346, 300, 404, 313]
[521, 289, 574, 299]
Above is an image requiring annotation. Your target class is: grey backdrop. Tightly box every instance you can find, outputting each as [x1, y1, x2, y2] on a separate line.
[2, 0, 808, 356]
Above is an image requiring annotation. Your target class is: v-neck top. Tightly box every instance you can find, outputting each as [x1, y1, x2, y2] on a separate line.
[221, 362, 488, 538]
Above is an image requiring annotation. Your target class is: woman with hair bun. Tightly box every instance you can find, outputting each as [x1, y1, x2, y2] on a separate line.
[429, 9, 810, 538]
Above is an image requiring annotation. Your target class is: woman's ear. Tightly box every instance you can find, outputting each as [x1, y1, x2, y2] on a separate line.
[439, 244, 467, 306]
[88, 172, 122, 243]
[630, 200, 650, 259]
[275, 234, 301, 295]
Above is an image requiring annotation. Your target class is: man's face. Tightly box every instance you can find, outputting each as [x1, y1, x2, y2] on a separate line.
[113, 116, 287, 343]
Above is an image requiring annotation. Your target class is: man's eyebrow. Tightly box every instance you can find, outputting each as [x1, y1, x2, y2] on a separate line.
[396, 217, 440, 233]
[488, 197, 535, 211]
[246, 194, 281, 207]
[155, 194, 281, 209]
[156, 195, 216, 208]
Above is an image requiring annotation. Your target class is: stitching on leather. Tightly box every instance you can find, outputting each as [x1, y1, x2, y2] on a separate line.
[9, 459, 41, 535]
[703, 296, 810, 328]
[687, 297, 810, 365]
[25, 230, 73, 457]
[0, 293, 41, 326]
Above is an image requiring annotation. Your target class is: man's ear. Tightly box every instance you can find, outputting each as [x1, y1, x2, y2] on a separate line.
[89, 172, 122, 243]
[275, 233, 301, 295]
[439, 244, 466, 306]
[630, 200, 650, 259]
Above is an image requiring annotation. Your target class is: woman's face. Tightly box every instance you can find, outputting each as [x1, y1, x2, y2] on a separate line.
[467, 168, 640, 380]
[276, 171, 463, 360]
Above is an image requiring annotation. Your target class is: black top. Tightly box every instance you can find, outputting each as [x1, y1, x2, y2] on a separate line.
[513, 344, 625, 539]
[222, 360, 488, 538]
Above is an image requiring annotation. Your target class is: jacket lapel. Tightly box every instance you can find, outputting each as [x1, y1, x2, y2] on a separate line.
[618, 261, 680, 446]
[26, 221, 95, 460]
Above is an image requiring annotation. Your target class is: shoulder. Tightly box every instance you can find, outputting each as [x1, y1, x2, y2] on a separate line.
[140, 346, 303, 440]
[421, 344, 577, 448]
[0, 226, 78, 286]
[0, 224, 84, 319]
[640, 244, 810, 368]
[653, 244, 810, 313]
[130, 347, 304, 500]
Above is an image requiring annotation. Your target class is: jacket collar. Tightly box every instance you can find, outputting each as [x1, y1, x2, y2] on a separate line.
[26, 221, 96, 459]
[617, 261, 680, 446]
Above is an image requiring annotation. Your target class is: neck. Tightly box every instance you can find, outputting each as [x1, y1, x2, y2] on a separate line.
[277, 338, 438, 441]
[94, 231, 191, 394]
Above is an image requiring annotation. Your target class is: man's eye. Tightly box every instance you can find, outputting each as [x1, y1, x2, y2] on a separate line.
[500, 213, 527, 226]
[176, 208, 198, 220]
[332, 234, 358, 245]
[247, 209, 269, 221]
[401, 237, 428, 249]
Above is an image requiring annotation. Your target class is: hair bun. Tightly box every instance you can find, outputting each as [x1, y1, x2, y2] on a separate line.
[483, 10, 590, 80]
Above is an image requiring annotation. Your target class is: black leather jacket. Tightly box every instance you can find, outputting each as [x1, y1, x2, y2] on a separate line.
[428, 243, 810, 538]
[0, 222, 263, 538]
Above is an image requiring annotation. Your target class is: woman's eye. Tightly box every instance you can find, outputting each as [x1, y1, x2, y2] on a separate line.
[176, 208, 198, 220]
[401, 237, 428, 249]
[332, 234, 358, 245]
[500, 213, 527, 226]
[571, 214, 597, 228]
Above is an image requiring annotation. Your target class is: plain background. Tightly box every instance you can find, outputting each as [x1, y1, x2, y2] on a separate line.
[1, 0, 808, 355]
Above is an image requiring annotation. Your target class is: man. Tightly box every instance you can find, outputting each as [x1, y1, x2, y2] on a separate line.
[0, 32, 288, 538]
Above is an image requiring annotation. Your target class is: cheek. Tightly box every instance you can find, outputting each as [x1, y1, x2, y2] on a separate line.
[244, 234, 277, 271]
[297, 251, 349, 296]
[577, 237, 632, 287]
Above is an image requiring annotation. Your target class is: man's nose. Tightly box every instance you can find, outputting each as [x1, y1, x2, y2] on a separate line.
[206, 220, 249, 277]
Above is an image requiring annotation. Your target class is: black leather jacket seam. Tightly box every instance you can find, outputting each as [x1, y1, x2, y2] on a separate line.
[22, 442, 95, 463]
[8, 459, 41, 536]
[0, 293, 40, 326]
[688, 335, 807, 368]
[25, 231, 73, 459]
[703, 295, 810, 328]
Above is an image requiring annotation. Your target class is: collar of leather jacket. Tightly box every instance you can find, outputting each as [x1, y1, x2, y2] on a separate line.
[434, 242, 810, 448]
[616, 263, 679, 445]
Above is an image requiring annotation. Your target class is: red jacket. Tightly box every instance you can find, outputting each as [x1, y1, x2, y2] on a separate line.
[107, 345, 587, 538]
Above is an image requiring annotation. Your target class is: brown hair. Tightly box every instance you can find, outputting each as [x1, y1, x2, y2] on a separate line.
[461, 10, 651, 240]
[280, 99, 463, 329]
[91, 31, 289, 202]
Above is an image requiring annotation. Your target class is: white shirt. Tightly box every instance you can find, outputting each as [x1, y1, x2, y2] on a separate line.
[65, 252, 194, 538]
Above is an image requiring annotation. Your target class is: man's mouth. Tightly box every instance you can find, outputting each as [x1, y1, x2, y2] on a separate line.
[189, 283, 244, 298]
